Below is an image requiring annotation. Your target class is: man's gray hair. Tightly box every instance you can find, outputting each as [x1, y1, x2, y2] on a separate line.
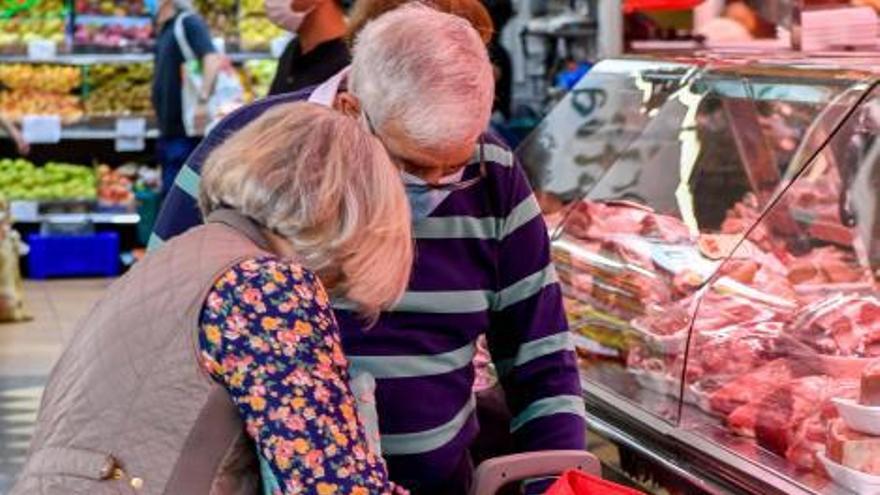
[350, 3, 495, 155]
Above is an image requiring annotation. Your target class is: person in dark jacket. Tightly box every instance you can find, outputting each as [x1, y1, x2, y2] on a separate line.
[265, 0, 350, 95]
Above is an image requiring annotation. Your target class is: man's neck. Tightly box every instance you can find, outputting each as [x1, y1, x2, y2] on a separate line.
[298, 3, 347, 54]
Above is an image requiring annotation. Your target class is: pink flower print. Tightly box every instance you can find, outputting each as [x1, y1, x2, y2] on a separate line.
[240, 259, 261, 272]
[262, 282, 278, 294]
[284, 414, 306, 432]
[305, 450, 324, 469]
[278, 329, 299, 347]
[207, 291, 224, 312]
[313, 384, 331, 403]
[295, 283, 314, 301]
[226, 313, 248, 337]
[242, 287, 263, 306]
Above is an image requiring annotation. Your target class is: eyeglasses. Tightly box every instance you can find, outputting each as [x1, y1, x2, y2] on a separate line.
[362, 110, 487, 193]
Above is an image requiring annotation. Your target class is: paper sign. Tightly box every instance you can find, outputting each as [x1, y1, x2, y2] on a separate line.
[115, 117, 147, 152]
[21, 115, 61, 144]
[270, 35, 293, 59]
[115, 137, 145, 152]
[212, 37, 226, 54]
[116, 117, 146, 137]
[10, 201, 39, 223]
[27, 39, 57, 60]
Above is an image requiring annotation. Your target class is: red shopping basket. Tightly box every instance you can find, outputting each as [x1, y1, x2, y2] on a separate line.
[545, 469, 644, 495]
[471, 450, 643, 495]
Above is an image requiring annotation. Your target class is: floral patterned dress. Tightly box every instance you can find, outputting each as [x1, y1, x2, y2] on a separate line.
[198, 257, 404, 495]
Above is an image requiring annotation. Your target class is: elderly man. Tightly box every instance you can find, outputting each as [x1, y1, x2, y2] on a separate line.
[150, 5, 586, 494]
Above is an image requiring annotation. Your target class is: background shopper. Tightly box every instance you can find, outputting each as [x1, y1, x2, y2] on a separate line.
[150, 0, 223, 199]
[266, 0, 350, 95]
[0, 114, 29, 156]
[150, 6, 587, 494]
[12, 102, 412, 495]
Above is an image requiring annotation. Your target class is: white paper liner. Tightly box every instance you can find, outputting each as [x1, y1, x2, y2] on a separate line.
[818, 452, 880, 495]
[833, 397, 880, 436]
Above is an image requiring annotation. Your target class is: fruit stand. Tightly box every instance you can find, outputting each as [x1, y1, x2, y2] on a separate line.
[519, 56, 880, 495]
[0, 0, 281, 262]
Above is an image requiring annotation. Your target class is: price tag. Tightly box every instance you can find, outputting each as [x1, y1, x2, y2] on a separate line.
[27, 39, 57, 60]
[115, 117, 147, 152]
[10, 201, 39, 223]
[21, 115, 62, 144]
[212, 37, 226, 54]
[270, 35, 293, 59]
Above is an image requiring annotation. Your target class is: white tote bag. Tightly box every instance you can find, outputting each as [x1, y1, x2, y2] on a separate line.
[174, 13, 245, 136]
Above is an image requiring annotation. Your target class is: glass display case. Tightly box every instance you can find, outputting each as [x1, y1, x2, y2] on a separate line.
[520, 57, 880, 495]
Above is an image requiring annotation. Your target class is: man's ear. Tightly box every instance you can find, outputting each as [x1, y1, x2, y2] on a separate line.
[333, 92, 361, 117]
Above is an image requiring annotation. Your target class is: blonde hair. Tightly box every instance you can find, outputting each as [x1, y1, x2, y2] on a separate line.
[200, 102, 413, 320]
[346, 0, 494, 46]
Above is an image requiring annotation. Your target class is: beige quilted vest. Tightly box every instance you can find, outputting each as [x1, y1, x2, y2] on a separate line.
[12, 210, 273, 495]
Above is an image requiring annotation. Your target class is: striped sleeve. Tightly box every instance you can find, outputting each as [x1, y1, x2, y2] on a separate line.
[149, 90, 314, 251]
[486, 157, 587, 454]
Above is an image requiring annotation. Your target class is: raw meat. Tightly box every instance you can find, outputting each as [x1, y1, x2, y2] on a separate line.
[787, 247, 868, 285]
[862, 359, 880, 406]
[826, 418, 880, 475]
[712, 359, 801, 417]
[753, 378, 859, 467]
[792, 295, 880, 358]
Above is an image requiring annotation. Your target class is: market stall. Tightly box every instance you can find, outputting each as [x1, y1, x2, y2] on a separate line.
[0, 0, 280, 269]
[519, 56, 880, 494]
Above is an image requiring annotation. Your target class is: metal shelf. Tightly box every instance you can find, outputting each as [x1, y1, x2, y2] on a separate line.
[0, 51, 273, 65]
[0, 123, 159, 141]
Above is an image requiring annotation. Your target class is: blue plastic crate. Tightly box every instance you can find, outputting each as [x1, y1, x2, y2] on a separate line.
[26, 233, 120, 279]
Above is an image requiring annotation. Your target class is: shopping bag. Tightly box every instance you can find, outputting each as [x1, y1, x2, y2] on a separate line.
[544, 470, 644, 495]
[175, 13, 245, 137]
[0, 199, 28, 322]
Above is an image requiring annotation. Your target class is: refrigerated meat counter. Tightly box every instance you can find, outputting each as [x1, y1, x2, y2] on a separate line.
[518, 56, 880, 495]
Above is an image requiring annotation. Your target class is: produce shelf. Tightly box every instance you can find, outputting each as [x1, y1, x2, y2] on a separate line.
[0, 51, 273, 65]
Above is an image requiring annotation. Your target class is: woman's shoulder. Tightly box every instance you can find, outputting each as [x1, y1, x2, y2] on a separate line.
[211, 255, 329, 309]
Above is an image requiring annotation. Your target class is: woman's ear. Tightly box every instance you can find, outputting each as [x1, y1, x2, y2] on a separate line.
[333, 92, 362, 117]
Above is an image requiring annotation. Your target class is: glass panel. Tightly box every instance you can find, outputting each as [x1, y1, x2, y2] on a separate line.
[681, 86, 880, 493]
[517, 59, 699, 231]
[542, 59, 871, 426]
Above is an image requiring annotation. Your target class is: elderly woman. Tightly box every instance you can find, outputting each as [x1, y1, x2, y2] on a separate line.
[12, 102, 411, 495]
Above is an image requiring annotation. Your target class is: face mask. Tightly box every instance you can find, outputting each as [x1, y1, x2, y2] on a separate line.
[401, 171, 463, 220]
[265, 0, 313, 32]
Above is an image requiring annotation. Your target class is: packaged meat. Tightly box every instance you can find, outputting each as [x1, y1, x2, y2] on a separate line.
[863, 359, 880, 406]
[826, 418, 880, 475]
[792, 294, 880, 358]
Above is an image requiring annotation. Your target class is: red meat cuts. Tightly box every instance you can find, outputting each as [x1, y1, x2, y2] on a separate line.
[785, 380, 859, 472]
[827, 418, 880, 475]
[793, 295, 880, 358]
[712, 359, 800, 417]
[787, 247, 868, 286]
[753, 377, 859, 465]
[862, 359, 880, 406]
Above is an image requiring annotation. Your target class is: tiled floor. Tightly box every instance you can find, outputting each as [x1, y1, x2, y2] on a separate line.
[0, 278, 112, 493]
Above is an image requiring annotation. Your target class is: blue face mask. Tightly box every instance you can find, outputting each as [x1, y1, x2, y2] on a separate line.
[401, 171, 461, 220]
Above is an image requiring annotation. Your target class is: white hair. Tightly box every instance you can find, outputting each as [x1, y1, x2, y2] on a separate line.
[200, 102, 413, 321]
[350, 3, 495, 156]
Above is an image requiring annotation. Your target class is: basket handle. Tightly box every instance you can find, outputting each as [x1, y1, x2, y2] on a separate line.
[470, 450, 601, 495]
